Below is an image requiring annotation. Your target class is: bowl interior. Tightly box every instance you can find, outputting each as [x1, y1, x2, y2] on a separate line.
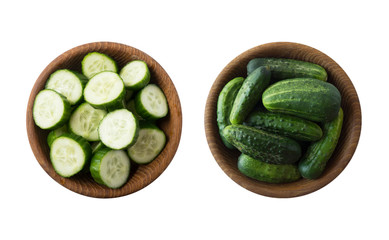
[205, 42, 361, 198]
[27, 42, 182, 198]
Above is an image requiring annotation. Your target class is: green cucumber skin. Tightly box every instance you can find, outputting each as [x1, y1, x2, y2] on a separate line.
[262, 78, 341, 122]
[90, 148, 111, 186]
[50, 133, 92, 177]
[238, 154, 301, 183]
[247, 58, 327, 81]
[47, 124, 69, 148]
[230, 66, 271, 124]
[298, 108, 344, 179]
[222, 125, 301, 164]
[244, 110, 323, 142]
[134, 84, 168, 120]
[217, 77, 244, 149]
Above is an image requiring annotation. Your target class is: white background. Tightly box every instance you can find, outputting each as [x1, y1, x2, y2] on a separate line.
[1, 0, 388, 239]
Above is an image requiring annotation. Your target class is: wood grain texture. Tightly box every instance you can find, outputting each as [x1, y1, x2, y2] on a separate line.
[204, 42, 362, 198]
[27, 42, 182, 198]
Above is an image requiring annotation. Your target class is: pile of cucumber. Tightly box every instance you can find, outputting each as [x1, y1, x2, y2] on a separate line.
[217, 58, 343, 183]
[33, 52, 169, 189]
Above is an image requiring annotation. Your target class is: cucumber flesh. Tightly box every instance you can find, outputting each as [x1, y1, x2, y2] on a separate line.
[98, 109, 139, 150]
[69, 103, 107, 141]
[120, 60, 150, 90]
[128, 122, 166, 164]
[135, 84, 168, 120]
[45, 69, 87, 105]
[82, 52, 117, 79]
[90, 148, 130, 189]
[83, 71, 125, 109]
[33, 89, 71, 130]
[50, 134, 92, 177]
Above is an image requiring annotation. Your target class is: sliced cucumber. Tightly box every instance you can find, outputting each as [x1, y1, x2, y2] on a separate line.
[91, 141, 105, 155]
[47, 124, 69, 148]
[33, 89, 71, 130]
[126, 99, 143, 120]
[50, 133, 92, 177]
[128, 122, 166, 164]
[83, 71, 125, 109]
[119, 60, 150, 90]
[98, 109, 139, 150]
[134, 84, 168, 120]
[45, 69, 87, 105]
[90, 148, 130, 189]
[81, 52, 117, 79]
[69, 103, 107, 141]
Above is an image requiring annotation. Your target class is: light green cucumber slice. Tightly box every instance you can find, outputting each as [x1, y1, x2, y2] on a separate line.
[69, 103, 107, 141]
[119, 60, 150, 90]
[81, 52, 117, 79]
[90, 148, 130, 189]
[128, 122, 166, 164]
[33, 89, 71, 130]
[50, 133, 92, 177]
[83, 71, 125, 109]
[47, 124, 69, 148]
[134, 84, 168, 120]
[45, 69, 87, 105]
[98, 109, 139, 150]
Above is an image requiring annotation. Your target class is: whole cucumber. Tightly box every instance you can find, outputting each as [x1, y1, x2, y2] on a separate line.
[223, 124, 301, 164]
[216, 77, 244, 149]
[229, 66, 271, 124]
[247, 58, 327, 81]
[298, 108, 344, 179]
[244, 110, 323, 142]
[238, 154, 301, 183]
[262, 78, 341, 122]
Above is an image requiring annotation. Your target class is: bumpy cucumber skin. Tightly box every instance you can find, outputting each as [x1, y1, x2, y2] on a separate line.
[50, 133, 92, 177]
[238, 154, 301, 183]
[262, 78, 341, 122]
[33, 89, 71, 130]
[229, 66, 271, 124]
[298, 108, 344, 179]
[81, 52, 118, 79]
[47, 124, 69, 148]
[223, 125, 301, 164]
[244, 110, 323, 142]
[247, 58, 327, 81]
[217, 77, 244, 149]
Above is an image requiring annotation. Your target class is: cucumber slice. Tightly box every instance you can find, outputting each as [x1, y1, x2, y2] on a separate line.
[128, 122, 166, 164]
[126, 99, 143, 120]
[83, 71, 125, 109]
[119, 60, 150, 90]
[33, 89, 71, 130]
[45, 69, 87, 105]
[134, 84, 168, 120]
[69, 103, 107, 141]
[81, 52, 117, 79]
[50, 133, 92, 177]
[98, 109, 139, 150]
[90, 148, 130, 189]
[47, 124, 69, 147]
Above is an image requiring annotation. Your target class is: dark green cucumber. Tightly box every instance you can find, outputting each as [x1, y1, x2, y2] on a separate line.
[229, 66, 271, 124]
[262, 78, 341, 122]
[244, 110, 323, 142]
[217, 77, 244, 148]
[222, 125, 301, 164]
[238, 154, 301, 183]
[247, 58, 327, 81]
[298, 108, 344, 179]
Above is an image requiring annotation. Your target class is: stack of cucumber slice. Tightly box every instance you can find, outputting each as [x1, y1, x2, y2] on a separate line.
[33, 52, 169, 189]
[217, 58, 343, 183]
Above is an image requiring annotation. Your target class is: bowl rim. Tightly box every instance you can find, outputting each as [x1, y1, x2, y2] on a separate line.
[26, 41, 182, 198]
[204, 41, 362, 198]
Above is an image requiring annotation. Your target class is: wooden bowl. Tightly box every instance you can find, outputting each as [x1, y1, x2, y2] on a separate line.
[204, 42, 361, 198]
[27, 42, 182, 198]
